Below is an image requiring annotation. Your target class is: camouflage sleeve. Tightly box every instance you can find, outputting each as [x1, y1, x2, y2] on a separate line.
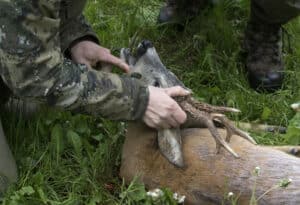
[59, 1, 99, 56]
[60, 13, 99, 56]
[0, 1, 149, 121]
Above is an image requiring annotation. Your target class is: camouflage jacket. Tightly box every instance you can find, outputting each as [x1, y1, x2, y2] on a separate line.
[0, 0, 149, 121]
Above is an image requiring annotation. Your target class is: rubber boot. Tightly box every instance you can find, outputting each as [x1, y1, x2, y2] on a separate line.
[243, 20, 284, 92]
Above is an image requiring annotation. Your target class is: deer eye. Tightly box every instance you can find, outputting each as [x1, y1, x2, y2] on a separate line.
[130, 72, 142, 79]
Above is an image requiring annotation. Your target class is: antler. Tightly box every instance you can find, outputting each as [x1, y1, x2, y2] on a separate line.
[176, 96, 257, 158]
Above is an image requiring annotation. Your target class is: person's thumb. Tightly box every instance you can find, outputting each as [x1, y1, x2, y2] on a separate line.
[164, 86, 191, 97]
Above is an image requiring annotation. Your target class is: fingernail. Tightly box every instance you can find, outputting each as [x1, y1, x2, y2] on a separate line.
[185, 90, 191, 94]
[186, 89, 193, 94]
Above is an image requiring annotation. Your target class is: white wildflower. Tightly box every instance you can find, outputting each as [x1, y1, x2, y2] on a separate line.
[291, 102, 300, 111]
[146, 188, 163, 200]
[228, 192, 234, 197]
[173, 192, 186, 204]
[254, 166, 261, 175]
[279, 178, 292, 188]
[178, 195, 186, 203]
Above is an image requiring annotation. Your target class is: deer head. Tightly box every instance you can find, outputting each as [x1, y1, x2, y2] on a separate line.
[121, 40, 186, 167]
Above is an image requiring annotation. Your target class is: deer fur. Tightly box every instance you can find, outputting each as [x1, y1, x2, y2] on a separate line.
[120, 123, 300, 205]
[119, 40, 300, 204]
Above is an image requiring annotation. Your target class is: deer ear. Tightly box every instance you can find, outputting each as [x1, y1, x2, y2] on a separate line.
[136, 40, 153, 58]
[120, 48, 136, 66]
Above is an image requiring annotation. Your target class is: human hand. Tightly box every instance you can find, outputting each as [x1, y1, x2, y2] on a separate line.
[70, 40, 130, 72]
[143, 86, 190, 129]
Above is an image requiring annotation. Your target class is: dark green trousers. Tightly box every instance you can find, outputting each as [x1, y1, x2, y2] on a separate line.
[0, 118, 17, 194]
[252, 0, 300, 24]
[171, 0, 300, 24]
[0, 77, 17, 194]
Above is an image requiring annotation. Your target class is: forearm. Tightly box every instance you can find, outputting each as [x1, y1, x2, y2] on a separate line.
[1, 47, 148, 121]
[46, 64, 149, 120]
[0, 0, 148, 121]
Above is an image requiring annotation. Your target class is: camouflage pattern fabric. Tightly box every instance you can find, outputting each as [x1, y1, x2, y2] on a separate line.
[251, 0, 300, 24]
[0, 0, 149, 121]
[0, 77, 11, 106]
[165, 0, 300, 24]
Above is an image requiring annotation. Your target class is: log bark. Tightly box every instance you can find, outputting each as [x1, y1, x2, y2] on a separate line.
[120, 123, 300, 205]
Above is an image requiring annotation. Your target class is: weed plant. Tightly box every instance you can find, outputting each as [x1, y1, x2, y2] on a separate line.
[2, 0, 300, 204]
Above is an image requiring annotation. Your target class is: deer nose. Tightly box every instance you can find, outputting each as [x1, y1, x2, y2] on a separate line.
[137, 40, 154, 56]
[153, 80, 160, 87]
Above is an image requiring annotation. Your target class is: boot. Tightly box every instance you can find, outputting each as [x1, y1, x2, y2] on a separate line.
[243, 20, 284, 92]
[0, 118, 17, 194]
[157, 0, 208, 25]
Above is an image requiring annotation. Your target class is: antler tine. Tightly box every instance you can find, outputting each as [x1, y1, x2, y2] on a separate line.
[188, 98, 241, 114]
[210, 113, 233, 142]
[212, 114, 257, 145]
[236, 130, 257, 145]
[179, 101, 240, 158]
[203, 116, 240, 158]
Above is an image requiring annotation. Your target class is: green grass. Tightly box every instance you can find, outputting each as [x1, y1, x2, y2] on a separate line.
[2, 0, 300, 204]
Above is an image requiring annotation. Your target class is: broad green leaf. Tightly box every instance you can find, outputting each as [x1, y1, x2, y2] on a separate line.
[67, 130, 82, 156]
[50, 123, 65, 163]
[284, 113, 300, 145]
[37, 188, 48, 204]
[261, 107, 271, 121]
